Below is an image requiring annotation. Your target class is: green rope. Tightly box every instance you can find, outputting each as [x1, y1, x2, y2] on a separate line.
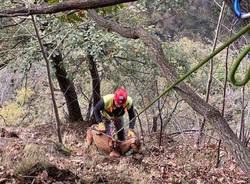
[229, 44, 250, 86]
[135, 22, 250, 118]
[116, 23, 250, 135]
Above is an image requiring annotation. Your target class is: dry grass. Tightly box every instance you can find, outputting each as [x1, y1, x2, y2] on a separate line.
[14, 144, 49, 175]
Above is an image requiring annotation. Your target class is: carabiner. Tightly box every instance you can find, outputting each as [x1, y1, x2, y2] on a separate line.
[229, 44, 250, 86]
[233, 0, 250, 19]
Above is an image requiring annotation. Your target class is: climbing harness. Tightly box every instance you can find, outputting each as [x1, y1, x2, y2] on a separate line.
[233, 0, 250, 19]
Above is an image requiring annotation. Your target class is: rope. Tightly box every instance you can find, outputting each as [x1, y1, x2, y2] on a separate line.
[114, 22, 250, 134]
[229, 44, 250, 86]
[91, 126, 119, 141]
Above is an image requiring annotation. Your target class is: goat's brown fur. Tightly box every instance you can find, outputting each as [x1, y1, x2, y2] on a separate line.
[86, 125, 140, 157]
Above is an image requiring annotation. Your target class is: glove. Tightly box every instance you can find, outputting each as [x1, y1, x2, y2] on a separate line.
[128, 129, 136, 138]
[97, 122, 106, 132]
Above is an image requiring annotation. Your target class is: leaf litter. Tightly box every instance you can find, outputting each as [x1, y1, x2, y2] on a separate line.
[0, 124, 249, 183]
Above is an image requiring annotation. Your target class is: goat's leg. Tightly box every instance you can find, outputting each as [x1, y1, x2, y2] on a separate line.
[85, 129, 94, 153]
[110, 150, 121, 157]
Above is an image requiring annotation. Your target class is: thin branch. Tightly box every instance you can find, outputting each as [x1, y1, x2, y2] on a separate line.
[1, 18, 26, 28]
[214, 0, 222, 9]
[134, 108, 145, 144]
[197, 2, 226, 146]
[167, 129, 200, 137]
[114, 57, 151, 75]
[114, 56, 147, 64]
[47, 31, 71, 60]
[31, 15, 62, 144]
[162, 98, 183, 130]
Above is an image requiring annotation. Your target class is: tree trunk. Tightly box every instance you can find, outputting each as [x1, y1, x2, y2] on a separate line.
[152, 116, 158, 132]
[87, 53, 101, 107]
[51, 50, 83, 122]
[88, 9, 250, 175]
[86, 53, 101, 123]
[0, 0, 137, 17]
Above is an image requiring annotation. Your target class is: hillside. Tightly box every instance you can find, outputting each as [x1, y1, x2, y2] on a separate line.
[0, 124, 249, 183]
[1, 0, 250, 182]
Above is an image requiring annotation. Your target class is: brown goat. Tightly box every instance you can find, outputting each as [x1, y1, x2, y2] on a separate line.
[86, 125, 140, 157]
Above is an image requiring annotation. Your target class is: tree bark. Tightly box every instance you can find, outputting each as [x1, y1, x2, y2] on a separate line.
[86, 53, 100, 122]
[0, 0, 137, 17]
[51, 50, 83, 122]
[87, 54, 100, 107]
[87, 9, 250, 175]
[152, 116, 158, 133]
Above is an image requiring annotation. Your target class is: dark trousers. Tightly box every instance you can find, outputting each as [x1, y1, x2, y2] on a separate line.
[103, 117, 125, 141]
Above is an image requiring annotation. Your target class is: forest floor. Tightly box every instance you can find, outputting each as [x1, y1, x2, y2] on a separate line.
[0, 123, 249, 184]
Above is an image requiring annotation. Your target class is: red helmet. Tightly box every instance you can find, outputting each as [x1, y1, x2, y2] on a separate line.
[114, 87, 128, 106]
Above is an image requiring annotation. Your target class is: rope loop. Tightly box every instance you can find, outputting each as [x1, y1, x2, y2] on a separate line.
[229, 44, 250, 86]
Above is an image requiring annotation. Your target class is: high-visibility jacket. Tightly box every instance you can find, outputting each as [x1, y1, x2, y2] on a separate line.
[93, 94, 136, 129]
